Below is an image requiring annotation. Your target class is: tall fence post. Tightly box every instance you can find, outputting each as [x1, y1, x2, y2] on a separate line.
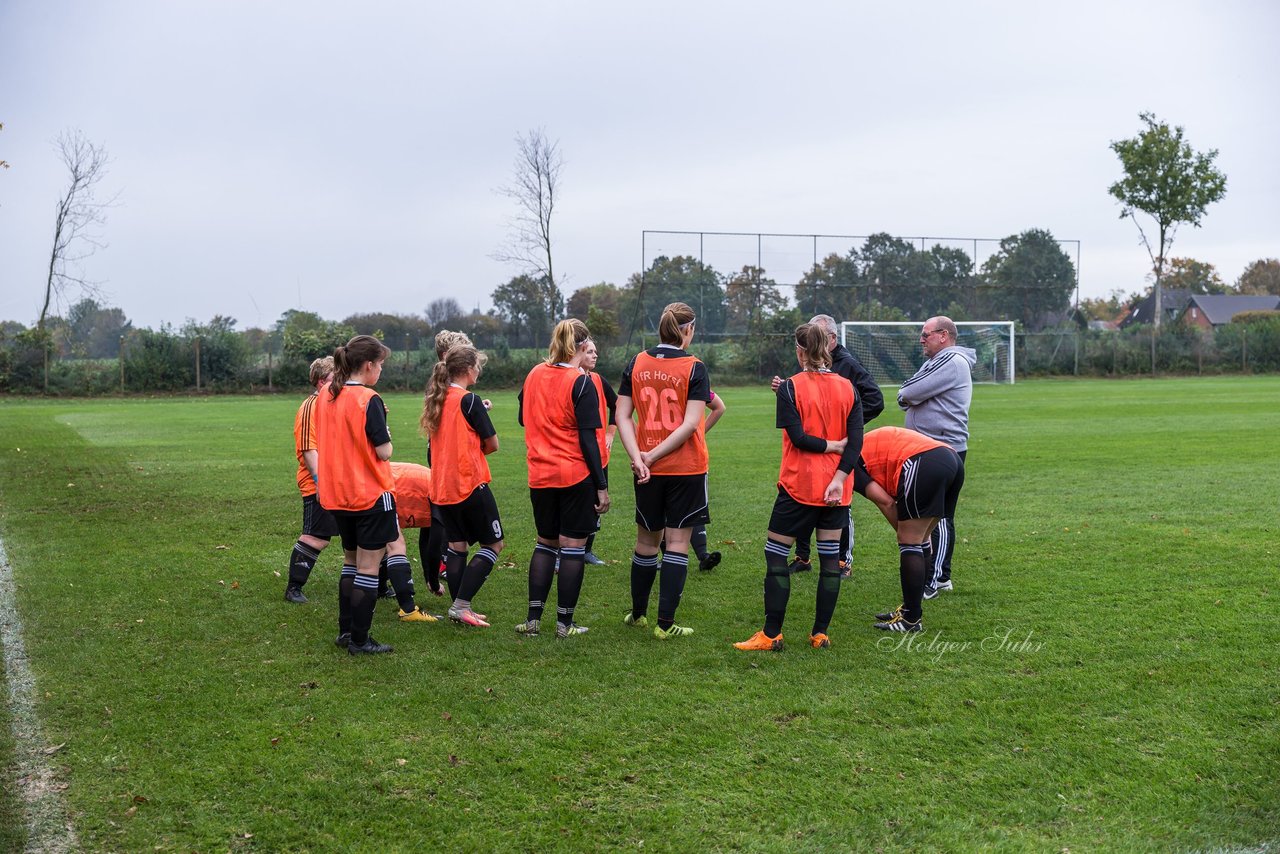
[195, 336, 202, 391]
[119, 335, 126, 393]
[267, 349, 273, 391]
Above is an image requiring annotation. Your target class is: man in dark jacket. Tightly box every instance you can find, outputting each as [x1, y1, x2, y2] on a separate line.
[772, 314, 883, 576]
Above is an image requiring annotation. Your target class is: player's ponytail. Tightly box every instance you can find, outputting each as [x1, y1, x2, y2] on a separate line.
[420, 345, 488, 437]
[658, 302, 695, 346]
[795, 323, 831, 371]
[546, 318, 590, 365]
[329, 335, 390, 399]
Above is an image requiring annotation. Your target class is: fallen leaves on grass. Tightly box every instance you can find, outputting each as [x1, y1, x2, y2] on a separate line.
[447, 754, 460, 766]
[43, 742, 66, 755]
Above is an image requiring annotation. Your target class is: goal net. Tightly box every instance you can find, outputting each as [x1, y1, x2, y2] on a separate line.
[840, 321, 1015, 386]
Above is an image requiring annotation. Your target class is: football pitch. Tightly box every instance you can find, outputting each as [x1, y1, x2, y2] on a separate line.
[0, 377, 1276, 851]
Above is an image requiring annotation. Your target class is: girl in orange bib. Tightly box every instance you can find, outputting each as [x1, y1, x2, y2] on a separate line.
[515, 319, 610, 638]
[734, 323, 863, 651]
[420, 345, 503, 628]
[615, 302, 711, 640]
[313, 335, 398, 656]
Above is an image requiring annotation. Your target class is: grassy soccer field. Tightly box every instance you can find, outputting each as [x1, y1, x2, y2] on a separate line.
[0, 377, 1277, 851]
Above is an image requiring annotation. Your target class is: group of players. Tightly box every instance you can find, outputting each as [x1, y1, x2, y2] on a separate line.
[285, 302, 973, 655]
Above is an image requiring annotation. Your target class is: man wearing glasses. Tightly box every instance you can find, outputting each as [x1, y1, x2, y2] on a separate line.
[897, 316, 975, 599]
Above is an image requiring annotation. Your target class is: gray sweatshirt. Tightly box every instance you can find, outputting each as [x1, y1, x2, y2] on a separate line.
[897, 345, 976, 452]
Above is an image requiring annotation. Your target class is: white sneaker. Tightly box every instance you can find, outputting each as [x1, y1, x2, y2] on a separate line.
[922, 579, 954, 600]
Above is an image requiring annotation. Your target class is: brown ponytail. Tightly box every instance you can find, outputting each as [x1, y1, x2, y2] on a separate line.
[658, 302, 695, 346]
[328, 335, 390, 399]
[795, 323, 831, 370]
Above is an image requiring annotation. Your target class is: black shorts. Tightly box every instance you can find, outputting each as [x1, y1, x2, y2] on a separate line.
[331, 493, 400, 551]
[634, 473, 710, 532]
[767, 486, 848, 537]
[530, 477, 598, 540]
[301, 494, 339, 539]
[897, 447, 964, 520]
[437, 483, 504, 546]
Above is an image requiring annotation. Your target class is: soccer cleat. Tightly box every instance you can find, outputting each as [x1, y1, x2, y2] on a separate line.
[653, 623, 694, 640]
[623, 612, 648, 629]
[515, 619, 541, 636]
[378, 587, 397, 599]
[788, 558, 811, 574]
[839, 561, 853, 580]
[398, 607, 438, 623]
[556, 622, 589, 638]
[583, 551, 606, 566]
[284, 586, 308, 604]
[334, 632, 352, 649]
[809, 633, 831, 649]
[923, 579, 954, 600]
[874, 614, 923, 633]
[698, 551, 722, 571]
[448, 606, 491, 627]
[733, 630, 784, 651]
[348, 636, 394, 655]
[875, 605, 903, 622]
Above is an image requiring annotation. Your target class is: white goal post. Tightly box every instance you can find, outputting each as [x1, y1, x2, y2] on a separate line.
[840, 321, 1016, 386]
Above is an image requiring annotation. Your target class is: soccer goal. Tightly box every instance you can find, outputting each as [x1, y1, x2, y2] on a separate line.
[840, 321, 1016, 386]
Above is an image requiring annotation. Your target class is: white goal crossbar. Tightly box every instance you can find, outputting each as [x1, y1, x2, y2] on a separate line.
[839, 321, 1015, 386]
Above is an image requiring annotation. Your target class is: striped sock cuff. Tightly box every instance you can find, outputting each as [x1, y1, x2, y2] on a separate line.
[816, 540, 840, 557]
[353, 574, 380, 590]
[661, 552, 689, 569]
[534, 543, 559, 558]
[899, 543, 924, 556]
[765, 538, 792, 559]
[341, 564, 358, 578]
[446, 548, 467, 561]
[385, 554, 411, 570]
[475, 548, 498, 566]
[560, 546, 586, 559]
[633, 552, 659, 568]
[295, 542, 321, 561]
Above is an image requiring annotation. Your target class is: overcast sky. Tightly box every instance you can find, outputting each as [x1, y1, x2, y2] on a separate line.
[2, 0, 1277, 331]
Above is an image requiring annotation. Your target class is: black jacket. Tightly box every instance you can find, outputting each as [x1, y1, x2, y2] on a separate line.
[831, 344, 884, 423]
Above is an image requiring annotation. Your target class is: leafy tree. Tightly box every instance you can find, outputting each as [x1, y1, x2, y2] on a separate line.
[182, 316, 251, 387]
[1108, 112, 1227, 328]
[456, 310, 503, 350]
[624, 256, 726, 337]
[978, 229, 1077, 330]
[1235, 258, 1280, 296]
[585, 305, 620, 346]
[724, 266, 788, 333]
[62, 298, 132, 358]
[795, 252, 861, 320]
[278, 310, 355, 364]
[1160, 257, 1229, 295]
[491, 274, 562, 347]
[425, 298, 466, 330]
[342, 312, 430, 350]
[1078, 289, 1139, 323]
[566, 282, 621, 322]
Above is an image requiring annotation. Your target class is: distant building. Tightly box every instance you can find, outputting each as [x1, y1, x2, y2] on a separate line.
[1180, 294, 1280, 330]
[1119, 288, 1191, 329]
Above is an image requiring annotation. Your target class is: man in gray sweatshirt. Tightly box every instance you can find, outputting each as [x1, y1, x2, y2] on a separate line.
[897, 316, 975, 598]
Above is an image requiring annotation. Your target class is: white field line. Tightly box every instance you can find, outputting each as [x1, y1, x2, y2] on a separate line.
[0, 537, 78, 853]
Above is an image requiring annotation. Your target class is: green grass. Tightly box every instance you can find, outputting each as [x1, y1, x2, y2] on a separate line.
[0, 377, 1277, 851]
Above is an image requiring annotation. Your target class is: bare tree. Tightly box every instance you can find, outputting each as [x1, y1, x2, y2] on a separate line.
[41, 130, 116, 331]
[493, 128, 563, 290]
